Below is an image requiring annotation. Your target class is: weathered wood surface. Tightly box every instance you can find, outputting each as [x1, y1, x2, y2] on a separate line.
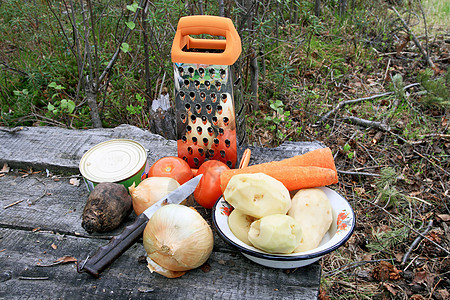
[0, 125, 323, 299]
[0, 124, 323, 173]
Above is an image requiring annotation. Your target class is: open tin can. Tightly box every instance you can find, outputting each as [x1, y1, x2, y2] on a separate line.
[79, 139, 149, 192]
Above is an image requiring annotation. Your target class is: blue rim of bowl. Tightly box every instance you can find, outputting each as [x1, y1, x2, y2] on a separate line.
[212, 191, 356, 261]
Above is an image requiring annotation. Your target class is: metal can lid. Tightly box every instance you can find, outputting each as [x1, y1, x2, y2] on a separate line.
[79, 139, 147, 183]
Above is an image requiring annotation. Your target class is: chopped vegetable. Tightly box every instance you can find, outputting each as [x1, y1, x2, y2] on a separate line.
[288, 188, 333, 252]
[223, 173, 291, 218]
[228, 209, 257, 246]
[248, 214, 302, 254]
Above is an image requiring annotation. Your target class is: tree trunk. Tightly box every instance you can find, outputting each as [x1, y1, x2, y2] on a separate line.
[85, 82, 102, 128]
[249, 47, 259, 111]
[314, 0, 321, 17]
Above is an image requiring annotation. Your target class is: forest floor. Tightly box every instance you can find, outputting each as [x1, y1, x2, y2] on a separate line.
[246, 18, 449, 300]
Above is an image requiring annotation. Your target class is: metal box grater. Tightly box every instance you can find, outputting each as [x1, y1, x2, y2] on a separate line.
[171, 15, 246, 169]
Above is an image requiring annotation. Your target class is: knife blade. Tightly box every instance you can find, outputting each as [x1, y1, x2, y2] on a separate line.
[78, 174, 202, 278]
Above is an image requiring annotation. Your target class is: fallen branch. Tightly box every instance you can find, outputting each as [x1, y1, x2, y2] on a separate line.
[401, 220, 433, 266]
[361, 198, 450, 256]
[391, 7, 436, 70]
[314, 83, 420, 126]
[346, 117, 391, 132]
[337, 169, 380, 177]
[314, 92, 393, 126]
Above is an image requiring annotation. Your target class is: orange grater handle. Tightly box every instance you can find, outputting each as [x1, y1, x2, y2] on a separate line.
[171, 15, 241, 65]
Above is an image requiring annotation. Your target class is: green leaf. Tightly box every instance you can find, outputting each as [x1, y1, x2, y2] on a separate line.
[67, 100, 75, 114]
[48, 82, 65, 90]
[126, 2, 139, 12]
[120, 42, 131, 53]
[125, 21, 135, 30]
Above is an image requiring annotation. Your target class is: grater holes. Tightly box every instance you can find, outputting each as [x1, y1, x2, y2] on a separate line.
[194, 80, 200, 89]
[209, 68, 215, 78]
[223, 116, 229, 126]
[206, 104, 212, 114]
[180, 113, 187, 123]
[190, 115, 197, 124]
[198, 148, 204, 156]
[178, 66, 184, 75]
[202, 137, 209, 147]
[219, 68, 226, 79]
[218, 128, 224, 135]
[225, 139, 231, 148]
[189, 91, 195, 101]
[217, 105, 223, 115]
[207, 126, 214, 136]
[182, 156, 188, 162]
[205, 81, 211, 90]
[192, 136, 198, 145]
[188, 67, 195, 75]
[184, 79, 190, 87]
[210, 93, 217, 102]
[201, 115, 208, 125]
[193, 157, 199, 166]
[226, 161, 233, 168]
[186, 125, 192, 134]
[215, 81, 222, 91]
[179, 91, 185, 100]
[213, 138, 219, 146]
[182, 135, 187, 143]
[195, 103, 201, 114]
[198, 68, 205, 77]
[212, 116, 218, 125]
[196, 126, 203, 135]
[221, 93, 227, 103]
[187, 147, 193, 155]
[200, 92, 206, 101]
[185, 103, 191, 112]
[220, 150, 226, 158]
[208, 149, 215, 157]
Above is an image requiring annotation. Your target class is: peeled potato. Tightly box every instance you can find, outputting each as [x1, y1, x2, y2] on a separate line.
[223, 173, 291, 218]
[288, 188, 333, 252]
[248, 214, 302, 254]
[228, 209, 257, 245]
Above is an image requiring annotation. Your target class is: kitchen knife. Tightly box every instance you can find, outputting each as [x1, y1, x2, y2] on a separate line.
[78, 174, 203, 278]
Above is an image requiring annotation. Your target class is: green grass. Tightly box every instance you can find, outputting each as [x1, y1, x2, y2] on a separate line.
[420, 0, 450, 33]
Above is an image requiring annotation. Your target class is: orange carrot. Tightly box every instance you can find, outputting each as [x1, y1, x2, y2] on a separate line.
[266, 147, 336, 172]
[220, 166, 338, 192]
[219, 148, 338, 192]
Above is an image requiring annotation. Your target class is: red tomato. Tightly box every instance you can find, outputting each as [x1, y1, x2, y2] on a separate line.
[148, 156, 193, 185]
[194, 160, 230, 209]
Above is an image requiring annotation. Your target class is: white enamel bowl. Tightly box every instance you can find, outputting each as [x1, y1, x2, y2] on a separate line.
[212, 187, 355, 268]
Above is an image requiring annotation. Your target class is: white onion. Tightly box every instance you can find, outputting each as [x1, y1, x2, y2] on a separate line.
[143, 204, 214, 278]
[129, 177, 180, 215]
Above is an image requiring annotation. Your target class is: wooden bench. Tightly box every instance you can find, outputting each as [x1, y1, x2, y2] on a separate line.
[0, 125, 322, 299]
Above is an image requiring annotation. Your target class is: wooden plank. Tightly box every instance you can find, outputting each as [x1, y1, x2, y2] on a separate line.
[0, 125, 324, 299]
[0, 228, 320, 299]
[0, 125, 323, 174]
[0, 125, 178, 173]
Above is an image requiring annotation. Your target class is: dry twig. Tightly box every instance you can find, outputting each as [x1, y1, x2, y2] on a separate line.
[391, 7, 436, 70]
[401, 220, 433, 265]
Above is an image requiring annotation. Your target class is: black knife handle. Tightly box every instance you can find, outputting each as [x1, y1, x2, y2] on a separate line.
[79, 213, 149, 278]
